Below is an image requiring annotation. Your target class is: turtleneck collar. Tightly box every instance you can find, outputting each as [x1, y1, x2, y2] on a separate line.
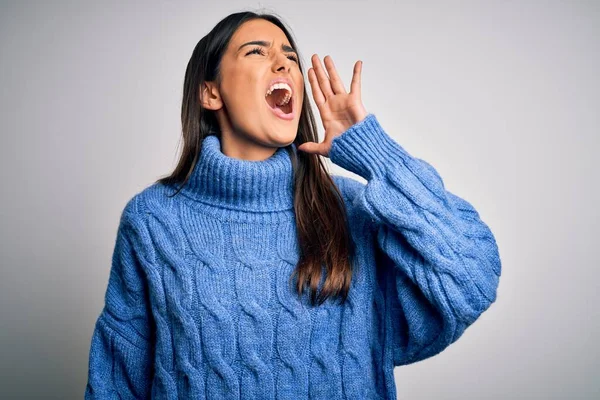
[179, 134, 297, 213]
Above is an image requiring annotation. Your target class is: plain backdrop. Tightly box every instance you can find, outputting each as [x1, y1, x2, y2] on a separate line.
[1, 0, 598, 399]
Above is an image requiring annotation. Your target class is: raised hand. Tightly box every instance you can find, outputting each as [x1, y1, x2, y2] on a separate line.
[297, 54, 368, 157]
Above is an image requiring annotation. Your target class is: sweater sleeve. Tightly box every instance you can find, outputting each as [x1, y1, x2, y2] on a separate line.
[328, 113, 502, 367]
[85, 195, 155, 399]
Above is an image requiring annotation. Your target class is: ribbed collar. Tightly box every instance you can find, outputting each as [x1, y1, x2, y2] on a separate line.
[179, 134, 297, 213]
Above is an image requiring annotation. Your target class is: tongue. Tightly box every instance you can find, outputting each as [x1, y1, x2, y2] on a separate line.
[267, 97, 287, 113]
[268, 89, 287, 108]
[265, 89, 293, 118]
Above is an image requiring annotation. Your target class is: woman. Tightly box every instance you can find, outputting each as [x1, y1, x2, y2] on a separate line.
[84, 10, 502, 400]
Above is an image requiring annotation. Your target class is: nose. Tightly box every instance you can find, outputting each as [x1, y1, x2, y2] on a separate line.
[272, 52, 293, 72]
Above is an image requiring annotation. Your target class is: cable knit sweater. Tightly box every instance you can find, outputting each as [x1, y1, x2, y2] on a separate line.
[84, 113, 502, 399]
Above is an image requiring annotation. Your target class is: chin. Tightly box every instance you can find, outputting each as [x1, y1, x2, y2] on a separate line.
[268, 134, 296, 148]
[263, 123, 298, 145]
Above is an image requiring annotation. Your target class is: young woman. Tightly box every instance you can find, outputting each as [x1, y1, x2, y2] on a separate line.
[85, 11, 502, 400]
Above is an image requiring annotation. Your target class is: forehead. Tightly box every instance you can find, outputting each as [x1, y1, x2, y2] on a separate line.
[230, 19, 290, 48]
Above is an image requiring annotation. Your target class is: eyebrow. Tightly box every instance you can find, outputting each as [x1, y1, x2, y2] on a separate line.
[237, 40, 297, 54]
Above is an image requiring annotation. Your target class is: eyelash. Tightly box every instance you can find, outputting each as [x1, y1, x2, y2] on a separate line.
[246, 46, 299, 63]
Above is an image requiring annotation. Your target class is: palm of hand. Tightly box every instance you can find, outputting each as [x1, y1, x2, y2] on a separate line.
[297, 54, 368, 157]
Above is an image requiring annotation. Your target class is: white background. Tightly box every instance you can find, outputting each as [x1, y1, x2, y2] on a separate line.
[1, 0, 597, 398]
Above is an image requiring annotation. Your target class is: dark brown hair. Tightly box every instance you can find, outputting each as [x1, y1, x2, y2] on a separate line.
[156, 10, 355, 307]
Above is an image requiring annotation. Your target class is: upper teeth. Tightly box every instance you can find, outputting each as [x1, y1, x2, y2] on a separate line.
[266, 82, 292, 106]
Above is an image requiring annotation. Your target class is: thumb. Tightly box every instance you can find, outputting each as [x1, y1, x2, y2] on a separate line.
[296, 141, 326, 156]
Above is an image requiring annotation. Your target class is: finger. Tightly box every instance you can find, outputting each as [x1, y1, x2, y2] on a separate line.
[311, 54, 334, 99]
[297, 141, 326, 156]
[308, 68, 325, 108]
[323, 55, 347, 94]
[350, 60, 362, 98]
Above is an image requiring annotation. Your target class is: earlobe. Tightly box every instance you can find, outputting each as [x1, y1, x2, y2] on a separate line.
[200, 81, 223, 110]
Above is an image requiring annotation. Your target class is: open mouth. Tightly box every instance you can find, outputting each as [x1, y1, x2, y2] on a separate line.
[265, 88, 294, 119]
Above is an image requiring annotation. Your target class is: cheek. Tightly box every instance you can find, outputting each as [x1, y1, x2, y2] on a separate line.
[222, 78, 251, 111]
[228, 69, 260, 100]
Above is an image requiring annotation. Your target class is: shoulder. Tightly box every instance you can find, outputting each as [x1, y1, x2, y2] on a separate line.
[331, 174, 366, 205]
[330, 174, 377, 244]
[116, 182, 176, 263]
[119, 181, 175, 228]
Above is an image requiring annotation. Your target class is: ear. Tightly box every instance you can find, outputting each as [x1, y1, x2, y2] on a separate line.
[200, 81, 223, 110]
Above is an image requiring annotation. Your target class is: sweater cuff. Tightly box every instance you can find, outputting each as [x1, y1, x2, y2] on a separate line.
[328, 113, 408, 180]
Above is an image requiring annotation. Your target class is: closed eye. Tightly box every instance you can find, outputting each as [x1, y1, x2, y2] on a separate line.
[246, 47, 298, 63]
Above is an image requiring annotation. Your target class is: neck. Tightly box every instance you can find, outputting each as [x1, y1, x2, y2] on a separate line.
[176, 134, 297, 215]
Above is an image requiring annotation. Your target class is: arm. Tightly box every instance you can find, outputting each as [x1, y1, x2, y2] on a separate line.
[328, 113, 502, 366]
[85, 195, 154, 398]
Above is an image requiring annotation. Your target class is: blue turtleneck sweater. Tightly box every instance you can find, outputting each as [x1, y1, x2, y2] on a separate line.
[84, 113, 502, 399]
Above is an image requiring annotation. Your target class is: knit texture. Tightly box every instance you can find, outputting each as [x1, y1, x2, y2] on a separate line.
[84, 113, 502, 399]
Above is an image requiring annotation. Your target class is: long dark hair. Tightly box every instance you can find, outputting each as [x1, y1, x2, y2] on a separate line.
[156, 10, 355, 307]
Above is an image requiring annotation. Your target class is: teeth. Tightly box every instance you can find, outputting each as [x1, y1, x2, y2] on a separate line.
[265, 82, 293, 106]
